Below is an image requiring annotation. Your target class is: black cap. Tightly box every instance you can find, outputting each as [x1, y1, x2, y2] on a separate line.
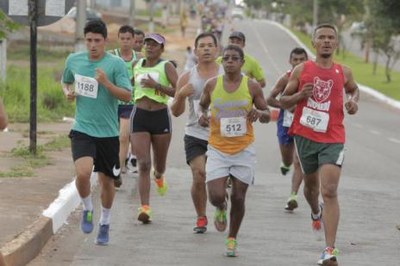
[229, 31, 245, 42]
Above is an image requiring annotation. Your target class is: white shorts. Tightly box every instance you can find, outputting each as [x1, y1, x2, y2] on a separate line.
[205, 144, 256, 185]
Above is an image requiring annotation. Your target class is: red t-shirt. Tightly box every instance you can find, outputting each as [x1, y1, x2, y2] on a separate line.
[289, 60, 345, 143]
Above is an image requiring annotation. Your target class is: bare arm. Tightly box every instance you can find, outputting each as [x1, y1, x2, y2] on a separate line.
[280, 64, 312, 109]
[170, 71, 192, 117]
[0, 97, 8, 130]
[95, 68, 131, 102]
[141, 62, 178, 97]
[343, 65, 359, 115]
[257, 78, 266, 89]
[198, 77, 216, 127]
[249, 80, 270, 123]
[266, 73, 289, 108]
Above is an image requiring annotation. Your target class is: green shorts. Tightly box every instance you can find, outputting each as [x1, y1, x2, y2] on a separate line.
[294, 135, 345, 175]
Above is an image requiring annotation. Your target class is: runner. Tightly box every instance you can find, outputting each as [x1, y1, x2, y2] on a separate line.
[170, 32, 223, 233]
[217, 31, 266, 88]
[130, 33, 178, 224]
[266, 47, 308, 211]
[280, 24, 359, 265]
[109, 25, 142, 187]
[199, 45, 270, 256]
[61, 20, 132, 245]
[133, 29, 145, 53]
[0, 96, 7, 130]
[183, 46, 197, 72]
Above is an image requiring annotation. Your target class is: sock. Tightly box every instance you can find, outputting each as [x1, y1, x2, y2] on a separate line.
[311, 206, 322, 219]
[81, 195, 93, 211]
[99, 206, 111, 225]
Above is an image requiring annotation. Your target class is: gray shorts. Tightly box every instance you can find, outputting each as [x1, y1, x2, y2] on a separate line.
[294, 135, 345, 175]
[205, 144, 256, 185]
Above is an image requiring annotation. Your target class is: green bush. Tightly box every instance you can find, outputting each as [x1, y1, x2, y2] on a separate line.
[1, 64, 75, 122]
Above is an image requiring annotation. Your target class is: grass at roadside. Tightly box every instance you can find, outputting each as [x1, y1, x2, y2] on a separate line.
[0, 135, 70, 178]
[291, 29, 400, 101]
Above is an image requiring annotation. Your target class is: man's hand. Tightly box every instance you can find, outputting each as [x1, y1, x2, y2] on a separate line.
[63, 86, 75, 101]
[300, 83, 314, 99]
[345, 99, 358, 115]
[198, 113, 210, 127]
[95, 68, 109, 86]
[176, 83, 195, 99]
[247, 108, 261, 123]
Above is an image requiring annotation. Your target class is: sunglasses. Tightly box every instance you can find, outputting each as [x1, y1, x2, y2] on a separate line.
[222, 55, 242, 62]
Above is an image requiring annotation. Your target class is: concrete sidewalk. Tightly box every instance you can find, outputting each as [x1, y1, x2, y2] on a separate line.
[0, 121, 75, 266]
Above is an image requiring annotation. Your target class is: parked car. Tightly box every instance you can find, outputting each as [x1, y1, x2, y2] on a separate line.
[65, 7, 102, 21]
[350, 21, 367, 35]
[231, 6, 245, 20]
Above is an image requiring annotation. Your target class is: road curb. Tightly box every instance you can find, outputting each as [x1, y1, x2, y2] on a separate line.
[1, 216, 52, 266]
[0, 173, 98, 265]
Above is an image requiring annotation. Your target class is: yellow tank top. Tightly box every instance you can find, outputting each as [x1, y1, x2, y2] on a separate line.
[209, 75, 254, 154]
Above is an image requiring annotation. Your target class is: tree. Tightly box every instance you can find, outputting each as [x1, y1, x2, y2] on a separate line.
[366, 0, 400, 82]
[0, 10, 19, 39]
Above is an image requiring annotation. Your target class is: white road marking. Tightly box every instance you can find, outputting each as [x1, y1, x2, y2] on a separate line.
[388, 138, 400, 144]
[369, 130, 381, 135]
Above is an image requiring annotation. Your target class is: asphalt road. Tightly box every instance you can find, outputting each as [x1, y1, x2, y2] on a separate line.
[30, 19, 400, 266]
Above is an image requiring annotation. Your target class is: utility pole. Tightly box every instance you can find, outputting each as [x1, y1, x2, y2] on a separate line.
[148, 0, 154, 33]
[75, 0, 87, 51]
[313, 0, 318, 28]
[0, 39, 6, 82]
[129, 0, 135, 27]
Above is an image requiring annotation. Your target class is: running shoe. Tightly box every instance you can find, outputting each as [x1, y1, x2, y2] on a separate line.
[214, 207, 227, 232]
[80, 210, 93, 234]
[317, 247, 339, 265]
[225, 237, 238, 257]
[285, 194, 298, 211]
[95, 224, 110, 245]
[114, 176, 122, 188]
[153, 171, 168, 196]
[193, 216, 208, 234]
[280, 162, 291, 176]
[137, 205, 152, 224]
[312, 203, 324, 240]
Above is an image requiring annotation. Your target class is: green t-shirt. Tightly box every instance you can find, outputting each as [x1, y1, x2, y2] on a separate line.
[62, 51, 132, 137]
[216, 53, 265, 82]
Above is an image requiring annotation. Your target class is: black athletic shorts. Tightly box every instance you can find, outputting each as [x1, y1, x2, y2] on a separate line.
[68, 130, 120, 179]
[184, 134, 208, 164]
[118, 104, 134, 119]
[130, 106, 172, 135]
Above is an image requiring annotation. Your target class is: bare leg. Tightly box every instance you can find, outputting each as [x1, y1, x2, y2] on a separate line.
[319, 164, 341, 248]
[303, 171, 320, 215]
[151, 133, 171, 177]
[291, 153, 303, 194]
[74, 157, 94, 198]
[97, 172, 115, 209]
[280, 143, 294, 167]
[131, 132, 152, 205]
[207, 177, 229, 210]
[228, 177, 249, 238]
[119, 118, 130, 173]
[189, 155, 207, 217]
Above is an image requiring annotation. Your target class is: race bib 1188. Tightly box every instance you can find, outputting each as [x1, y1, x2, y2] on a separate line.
[74, 74, 98, 99]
